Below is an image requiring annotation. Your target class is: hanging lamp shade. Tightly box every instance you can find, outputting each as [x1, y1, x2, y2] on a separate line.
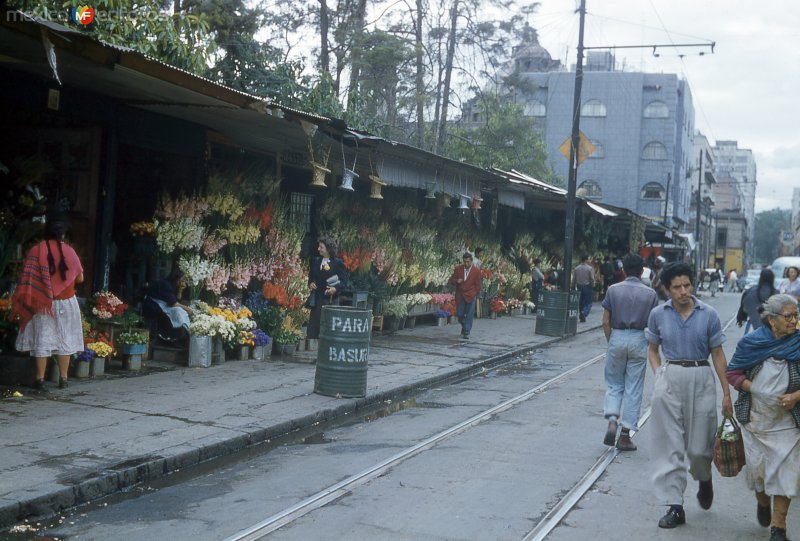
[424, 181, 437, 199]
[369, 174, 387, 199]
[310, 163, 330, 188]
[339, 168, 358, 191]
[458, 194, 470, 210]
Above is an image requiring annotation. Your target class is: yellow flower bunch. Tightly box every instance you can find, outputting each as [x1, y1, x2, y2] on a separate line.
[207, 193, 245, 220]
[238, 330, 255, 346]
[237, 307, 252, 319]
[87, 341, 113, 358]
[220, 224, 260, 245]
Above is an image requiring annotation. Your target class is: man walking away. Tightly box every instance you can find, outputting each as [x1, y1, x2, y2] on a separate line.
[601, 254, 659, 450]
[530, 258, 544, 313]
[448, 252, 482, 340]
[645, 262, 732, 529]
[599, 255, 615, 298]
[574, 255, 595, 322]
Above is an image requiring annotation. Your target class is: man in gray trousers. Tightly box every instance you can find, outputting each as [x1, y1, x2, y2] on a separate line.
[645, 262, 732, 529]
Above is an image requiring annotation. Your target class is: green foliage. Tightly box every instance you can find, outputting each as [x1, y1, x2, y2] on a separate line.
[754, 209, 792, 264]
[444, 93, 553, 181]
[11, 0, 214, 74]
[382, 297, 408, 318]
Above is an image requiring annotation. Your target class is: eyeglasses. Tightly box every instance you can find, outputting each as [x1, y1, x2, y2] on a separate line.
[779, 312, 799, 322]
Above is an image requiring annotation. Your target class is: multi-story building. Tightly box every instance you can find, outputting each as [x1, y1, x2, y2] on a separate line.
[502, 48, 695, 231]
[711, 140, 757, 267]
[690, 133, 718, 268]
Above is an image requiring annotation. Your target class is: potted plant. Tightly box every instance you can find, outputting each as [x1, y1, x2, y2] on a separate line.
[272, 328, 303, 356]
[116, 331, 148, 356]
[86, 340, 114, 374]
[433, 309, 450, 327]
[382, 297, 408, 334]
[251, 329, 270, 361]
[73, 348, 95, 378]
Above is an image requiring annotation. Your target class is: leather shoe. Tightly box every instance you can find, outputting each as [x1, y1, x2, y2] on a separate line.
[770, 527, 789, 541]
[603, 420, 617, 446]
[59, 377, 69, 389]
[32, 378, 49, 393]
[697, 479, 713, 510]
[616, 434, 637, 451]
[579, 313, 586, 322]
[658, 506, 686, 528]
[757, 503, 771, 527]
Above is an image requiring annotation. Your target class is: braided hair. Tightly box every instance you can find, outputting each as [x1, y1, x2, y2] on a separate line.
[44, 211, 71, 281]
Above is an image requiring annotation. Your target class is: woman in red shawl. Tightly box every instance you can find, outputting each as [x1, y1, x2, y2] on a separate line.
[11, 212, 84, 390]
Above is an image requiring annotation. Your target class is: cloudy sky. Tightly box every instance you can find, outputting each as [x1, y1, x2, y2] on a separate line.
[532, 0, 798, 213]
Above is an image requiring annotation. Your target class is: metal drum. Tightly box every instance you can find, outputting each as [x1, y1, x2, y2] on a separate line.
[314, 306, 373, 398]
[534, 291, 580, 337]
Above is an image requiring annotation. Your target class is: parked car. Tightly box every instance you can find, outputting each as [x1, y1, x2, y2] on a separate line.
[770, 256, 800, 289]
[743, 269, 762, 290]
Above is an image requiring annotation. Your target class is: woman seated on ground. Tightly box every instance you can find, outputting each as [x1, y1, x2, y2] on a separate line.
[143, 270, 192, 343]
[726, 294, 800, 541]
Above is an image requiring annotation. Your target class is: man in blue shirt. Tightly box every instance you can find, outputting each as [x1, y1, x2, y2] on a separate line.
[645, 262, 732, 529]
[601, 254, 659, 451]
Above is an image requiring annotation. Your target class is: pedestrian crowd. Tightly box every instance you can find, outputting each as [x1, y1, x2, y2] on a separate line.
[592, 254, 800, 541]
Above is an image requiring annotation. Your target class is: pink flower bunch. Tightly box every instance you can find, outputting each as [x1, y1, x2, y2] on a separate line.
[202, 235, 228, 256]
[156, 194, 209, 221]
[429, 292, 455, 304]
[229, 262, 254, 289]
[250, 256, 275, 282]
[205, 264, 230, 295]
[371, 248, 392, 274]
[91, 291, 128, 319]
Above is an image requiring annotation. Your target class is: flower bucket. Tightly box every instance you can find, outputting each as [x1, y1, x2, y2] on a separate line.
[448, 315, 458, 325]
[251, 345, 266, 361]
[120, 343, 147, 356]
[305, 338, 318, 352]
[436, 317, 447, 327]
[488, 312, 497, 320]
[237, 346, 250, 361]
[90, 356, 106, 377]
[124, 355, 143, 371]
[404, 316, 416, 330]
[212, 338, 226, 365]
[188, 335, 212, 368]
[73, 361, 91, 379]
[273, 342, 297, 356]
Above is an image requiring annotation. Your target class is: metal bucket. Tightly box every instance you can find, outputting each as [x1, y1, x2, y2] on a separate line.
[534, 291, 579, 337]
[314, 306, 372, 398]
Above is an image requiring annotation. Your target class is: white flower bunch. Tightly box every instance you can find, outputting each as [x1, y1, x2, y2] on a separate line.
[425, 266, 452, 288]
[402, 292, 433, 306]
[178, 254, 214, 287]
[189, 313, 236, 340]
[154, 218, 205, 253]
[235, 317, 256, 332]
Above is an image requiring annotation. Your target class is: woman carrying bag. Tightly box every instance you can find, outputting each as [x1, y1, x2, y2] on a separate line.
[726, 294, 800, 541]
[306, 237, 347, 340]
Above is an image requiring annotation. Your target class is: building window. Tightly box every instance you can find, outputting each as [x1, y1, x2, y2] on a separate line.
[577, 180, 603, 199]
[290, 192, 314, 234]
[589, 140, 605, 158]
[643, 101, 669, 118]
[581, 99, 606, 117]
[642, 141, 668, 160]
[524, 99, 546, 117]
[641, 182, 665, 200]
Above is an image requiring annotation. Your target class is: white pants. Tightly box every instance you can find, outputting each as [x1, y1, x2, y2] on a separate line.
[649, 363, 717, 505]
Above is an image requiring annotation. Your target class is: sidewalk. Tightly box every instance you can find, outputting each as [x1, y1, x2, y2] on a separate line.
[0, 304, 605, 529]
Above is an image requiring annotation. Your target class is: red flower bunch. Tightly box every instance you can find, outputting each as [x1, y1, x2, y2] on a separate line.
[92, 291, 128, 319]
[441, 300, 457, 316]
[85, 328, 114, 350]
[481, 267, 493, 281]
[262, 282, 289, 307]
[340, 247, 372, 272]
[245, 204, 273, 231]
[490, 297, 506, 314]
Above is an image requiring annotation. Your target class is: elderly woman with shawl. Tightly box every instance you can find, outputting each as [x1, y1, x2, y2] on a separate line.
[11, 213, 84, 390]
[726, 294, 800, 541]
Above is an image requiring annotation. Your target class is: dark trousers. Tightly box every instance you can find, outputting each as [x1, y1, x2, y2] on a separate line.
[306, 295, 338, 339]
[578, 284, 593, 317]
[531, 280, 543, 312]
[457, 297, 477, 336]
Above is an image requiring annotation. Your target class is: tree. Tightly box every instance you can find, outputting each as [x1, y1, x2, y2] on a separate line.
[444, 92, 555, 183]
[9, 0, 214, 74]
[754, 208, 791, 264]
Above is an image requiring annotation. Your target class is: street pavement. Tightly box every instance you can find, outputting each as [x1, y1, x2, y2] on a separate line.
[2, 292, 795, 540]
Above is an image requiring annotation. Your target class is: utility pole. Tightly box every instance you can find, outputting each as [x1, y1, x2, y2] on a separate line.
[695, 151, 703, 272]
[562, 0, 586, 294]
